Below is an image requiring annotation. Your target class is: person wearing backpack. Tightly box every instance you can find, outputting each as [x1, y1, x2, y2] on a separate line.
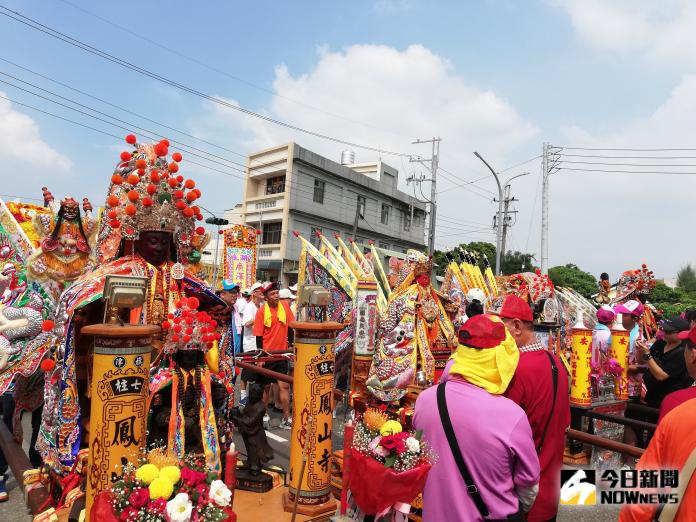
[414, 314, 540, 521]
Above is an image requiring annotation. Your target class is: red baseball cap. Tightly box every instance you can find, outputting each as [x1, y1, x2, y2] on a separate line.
[499, 295, 534, 323]
[678, 325, 696, 342]
[458, 314, 506, 348]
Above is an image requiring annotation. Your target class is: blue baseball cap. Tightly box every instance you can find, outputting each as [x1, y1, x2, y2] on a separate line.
[222, 279, 240, 291]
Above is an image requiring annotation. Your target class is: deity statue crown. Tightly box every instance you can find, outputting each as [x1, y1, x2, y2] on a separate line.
[411, 250, 433, 276]
[106, 134, 208, 253]
[160, 296, 221, 354]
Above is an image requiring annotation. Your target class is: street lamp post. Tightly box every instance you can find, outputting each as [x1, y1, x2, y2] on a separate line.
[474, 152, 504, 276]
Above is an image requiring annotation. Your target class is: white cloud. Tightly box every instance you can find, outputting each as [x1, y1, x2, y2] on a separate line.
[193, 43, 538, 250]
[555, 0, 696, 68]
[548, 75, 696, 279]
[0, 92, 71, 171]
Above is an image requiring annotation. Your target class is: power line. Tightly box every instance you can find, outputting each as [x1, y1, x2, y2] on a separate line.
[558, 146, 696, 152]
[498, 154, 542, 174]
[0, 5, 412, 157]
[559, 167, 696, 175]
[560, 160, 696, 167]
[55, 0, 414, 141]
[558, 153, 696, 159]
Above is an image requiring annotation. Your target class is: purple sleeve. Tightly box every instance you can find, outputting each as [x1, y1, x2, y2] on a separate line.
[509, 414, 540, 488]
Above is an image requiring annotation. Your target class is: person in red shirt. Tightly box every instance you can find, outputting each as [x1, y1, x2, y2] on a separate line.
[499, 295, 570, 522]
[658, 325, 696, 422]
[253, 282, 295, 429]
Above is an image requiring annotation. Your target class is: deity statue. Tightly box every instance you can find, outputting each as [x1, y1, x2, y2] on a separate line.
[37, 135, 226, 474]
[366, 251, 457, 402]
[229, 383, 274, 476]
[27, 189, 96, 285]
[148, 298, 226, 472]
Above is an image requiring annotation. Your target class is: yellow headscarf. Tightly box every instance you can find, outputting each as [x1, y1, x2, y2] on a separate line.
[263, 302, 286, 328]
[448, 315, 519, 395]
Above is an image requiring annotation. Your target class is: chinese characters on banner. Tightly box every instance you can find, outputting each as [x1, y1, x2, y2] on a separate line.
[223, 225, 258, 289]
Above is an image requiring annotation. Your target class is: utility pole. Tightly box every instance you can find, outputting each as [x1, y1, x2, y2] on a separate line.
[352, 194, 364, 238]
[409, 137, 441, 256]
[499, 184, 517, 267]
[540, 143, 559, 275]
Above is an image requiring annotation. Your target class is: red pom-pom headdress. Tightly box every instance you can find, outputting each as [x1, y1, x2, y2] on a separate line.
[161, 296, 219, 354]
[104, 135, 208, 256]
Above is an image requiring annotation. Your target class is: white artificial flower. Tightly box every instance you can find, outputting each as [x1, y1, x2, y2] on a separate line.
[406, 436, 420, 453]
[209, 479, 232, 507]
[167, 492, 193, 522]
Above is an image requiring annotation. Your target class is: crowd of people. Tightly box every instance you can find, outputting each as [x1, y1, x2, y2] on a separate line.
[216, 279, 298, 431]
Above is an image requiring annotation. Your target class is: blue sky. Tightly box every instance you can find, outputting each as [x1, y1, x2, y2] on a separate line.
[2, 0, 696, 280]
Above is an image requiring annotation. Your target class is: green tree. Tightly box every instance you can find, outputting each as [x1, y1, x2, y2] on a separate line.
[677, 264, 696, 294]
[501, 250, 537, 275]
[548, 264, 597, 298]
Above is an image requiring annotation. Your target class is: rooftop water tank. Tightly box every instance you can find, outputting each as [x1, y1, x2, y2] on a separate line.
[341, 150, 355, 165]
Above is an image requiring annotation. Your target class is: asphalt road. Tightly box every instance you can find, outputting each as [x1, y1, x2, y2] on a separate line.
[0, 402, 624, 521]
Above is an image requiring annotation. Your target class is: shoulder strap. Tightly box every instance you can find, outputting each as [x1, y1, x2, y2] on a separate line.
[658, 446, 696, 522]
[536, 352, 558, 454]
[437, 383, 490, 519]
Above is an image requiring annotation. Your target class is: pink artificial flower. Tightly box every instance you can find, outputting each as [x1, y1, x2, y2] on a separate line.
[119, 506, 139, 521]
[148, 498, 167, 514]
[181, 467, 207, 487]
[128, 487, 150, 509]
[195, 482, 209, 504]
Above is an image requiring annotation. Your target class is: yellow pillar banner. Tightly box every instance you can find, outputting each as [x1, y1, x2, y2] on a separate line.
[570, 328, 593, 406]
[84, 325, 156, 517]
[286, 322, 341, 514]
[610, 329, 631, 400]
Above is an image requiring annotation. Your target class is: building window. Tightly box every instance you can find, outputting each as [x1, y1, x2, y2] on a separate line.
[403, 208, 412, 231]
[266, 176, 285, 195]
[381, 204, 390, 225]
[414, 209, 423, 226]
[313, 179, 325, 204]
[262, 222, 282, 245]
[310, 227, 322, 248]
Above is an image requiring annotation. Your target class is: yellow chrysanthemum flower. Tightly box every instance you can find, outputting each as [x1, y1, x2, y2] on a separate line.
[148, 476, 174, 500]
[363, 408, 389, 432]
[159, 465, 181, 485]
[135, 463, 160, 485]
[379, 420, 403, 436]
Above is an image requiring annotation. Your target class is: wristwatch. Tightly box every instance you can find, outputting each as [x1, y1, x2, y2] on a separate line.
[644, 352, 653, 361]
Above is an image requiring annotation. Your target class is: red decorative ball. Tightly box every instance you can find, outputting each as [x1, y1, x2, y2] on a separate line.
[180, 234, 188, 241]
[135, 159, 147, 169]
[210, 320, 217, 328]
[172, 152, 183, 162]
[184, 192, 195, 203]
[173, 324, 182, 333]
[183, 180, 195, 190]
[188, 297, 200, 309]
[176, 175, 184, 183]
[186, 328, 194, 335]
[173, 317, 182, 325]
[161, 138, 170, 147]
[196, 227, 205, 235]
[183, 207, 195, 218]
[42, 320, 55, 332]
[125, 134, 137, 144]
[111, 174, 123, 185]
[196, 214, 203, 221]
[109, 219, 121, 229]
[120, 151, 131, 162]
[150, 170, 160, 182]
[191, 205, 200, 214]
[154, 142, 168, 157]
[175, 200, 186, 210]
[125, 204, 137, 216]
[127, 174, 140, 185]
[168, 178, 179, 188]
[168, 313, 175, 319]
[107, 210, 118, 220]
[147, 184, 157, 195]
[181, 335, 190, 343]
[168, 162, 179, 173]
[184, 316, 194, 325]
[161, 321, 171, 330]
[175, 299, 183, 309]
[171, 334, 180, 343]
[107, 195, 120, 207]
[142, 197, 153, 207]
[218, 230, 223, 235]
[127, 190, 140, 202]
[173, 190, 184, 199]
[40, 358, 55, 372]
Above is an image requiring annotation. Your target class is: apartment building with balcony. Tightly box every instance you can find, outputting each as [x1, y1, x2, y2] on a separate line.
[241, 143, 427, 285]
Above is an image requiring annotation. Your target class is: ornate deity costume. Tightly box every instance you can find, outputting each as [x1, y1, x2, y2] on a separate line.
[612, 265, 657, 339]
[366, 251, 456, 402]
[147, 298, 225, 473]
[27, 190, 96, 289]
[38, 135, 224, 474]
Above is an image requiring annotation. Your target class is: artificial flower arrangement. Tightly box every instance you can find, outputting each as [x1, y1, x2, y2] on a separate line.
[92, 451, 235, 522]
[347, 408, 434, 518]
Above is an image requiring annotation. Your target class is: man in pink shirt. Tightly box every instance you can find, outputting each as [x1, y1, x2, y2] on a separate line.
[414, 314, 540, 521]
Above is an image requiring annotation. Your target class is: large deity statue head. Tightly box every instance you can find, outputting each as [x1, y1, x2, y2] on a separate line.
[96, 134, 210, 265]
